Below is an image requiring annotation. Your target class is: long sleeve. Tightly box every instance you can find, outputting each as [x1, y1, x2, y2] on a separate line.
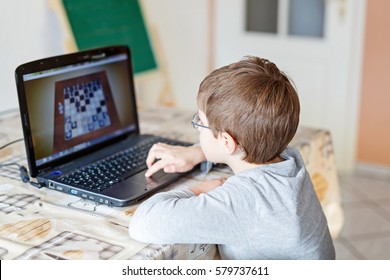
[129, 188, 247, 245]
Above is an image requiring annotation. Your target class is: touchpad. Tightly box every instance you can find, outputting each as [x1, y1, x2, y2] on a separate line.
[132, 169, 180, 189]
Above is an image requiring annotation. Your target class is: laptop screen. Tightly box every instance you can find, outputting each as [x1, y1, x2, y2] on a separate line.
[20, 50, 137, 169]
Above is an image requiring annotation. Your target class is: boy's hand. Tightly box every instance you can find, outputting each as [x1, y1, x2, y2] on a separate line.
[190, 178, 226, 196]
[145, 143, 206, 177]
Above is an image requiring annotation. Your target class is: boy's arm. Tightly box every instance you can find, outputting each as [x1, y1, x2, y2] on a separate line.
[128, 184, 244, 245]
[189, 178, 225, 196]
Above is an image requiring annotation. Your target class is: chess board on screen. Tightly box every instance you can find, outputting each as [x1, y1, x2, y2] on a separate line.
[53, 71, 120, 153]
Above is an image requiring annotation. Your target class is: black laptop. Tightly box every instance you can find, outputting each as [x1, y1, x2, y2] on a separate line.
[15, 45, 192, 207]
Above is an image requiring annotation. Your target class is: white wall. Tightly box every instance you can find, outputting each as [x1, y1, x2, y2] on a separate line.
[0, 0, 209, 114]
[0, 0, 65, 113]
[140, 0, 209, 110]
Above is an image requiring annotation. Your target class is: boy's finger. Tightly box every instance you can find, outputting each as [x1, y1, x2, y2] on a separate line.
[145, 144, 159, 167]
[145, 152, 157, 168]
[145, 159, 167, 177]
[145, 143, 170, 167]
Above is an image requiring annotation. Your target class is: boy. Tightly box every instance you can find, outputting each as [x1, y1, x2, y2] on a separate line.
[129, 56, 335, 259]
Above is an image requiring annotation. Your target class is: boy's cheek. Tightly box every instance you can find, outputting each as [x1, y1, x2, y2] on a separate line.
[199, 132, 218, 162]
[199, 133, 210, 158]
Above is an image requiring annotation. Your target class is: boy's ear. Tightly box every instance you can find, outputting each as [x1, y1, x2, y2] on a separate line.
[219, 132, 239, 155]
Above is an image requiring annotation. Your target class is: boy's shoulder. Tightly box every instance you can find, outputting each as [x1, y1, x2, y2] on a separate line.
[237, 146, 304, 176]
[222, 147, 309, 194]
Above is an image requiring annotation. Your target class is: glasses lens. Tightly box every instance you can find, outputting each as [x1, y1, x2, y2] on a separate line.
[194, 113, 200, 123]
[191, 113, 198, 128]
[191, 113, 210, 130]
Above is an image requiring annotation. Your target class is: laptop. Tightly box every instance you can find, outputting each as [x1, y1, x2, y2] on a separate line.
[15, 45, 192, 207]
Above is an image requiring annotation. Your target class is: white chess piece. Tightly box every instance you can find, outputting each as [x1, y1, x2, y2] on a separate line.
[58, 102, 64, 115]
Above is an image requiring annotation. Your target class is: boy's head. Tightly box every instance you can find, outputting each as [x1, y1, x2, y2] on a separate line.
[197, 56, 300, 164]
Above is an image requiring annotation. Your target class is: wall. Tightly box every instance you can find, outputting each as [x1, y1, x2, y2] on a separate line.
[0, 0, 65, 113]
[0, 0, 208, 114]
[357, 0, 390, 167]
[138, 0, 209, 110]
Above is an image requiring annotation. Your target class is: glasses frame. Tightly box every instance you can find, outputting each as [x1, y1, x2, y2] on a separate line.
[191, 113, 211, 130]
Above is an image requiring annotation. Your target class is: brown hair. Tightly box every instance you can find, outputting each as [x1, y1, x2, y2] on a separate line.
[197, 56, 300, 164]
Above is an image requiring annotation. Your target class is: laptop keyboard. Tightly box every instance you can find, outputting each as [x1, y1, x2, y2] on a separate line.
[57, 136, 187, 192]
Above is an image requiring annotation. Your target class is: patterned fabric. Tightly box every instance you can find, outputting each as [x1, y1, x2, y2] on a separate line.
[15, 231, 124, 260]
[0, 155, 26, 181]
[0, 193, 40, 214]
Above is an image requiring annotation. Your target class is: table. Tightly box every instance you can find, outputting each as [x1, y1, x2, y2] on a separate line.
[0, 107, 343, 260]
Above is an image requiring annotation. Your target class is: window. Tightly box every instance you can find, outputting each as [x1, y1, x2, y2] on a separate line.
[245, 0, 325, 38]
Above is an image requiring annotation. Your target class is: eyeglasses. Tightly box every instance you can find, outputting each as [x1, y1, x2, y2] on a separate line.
[191, 113, 211, 130]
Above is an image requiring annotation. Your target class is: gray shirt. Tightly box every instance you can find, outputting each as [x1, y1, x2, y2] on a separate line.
[129, 147, 335, 259]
